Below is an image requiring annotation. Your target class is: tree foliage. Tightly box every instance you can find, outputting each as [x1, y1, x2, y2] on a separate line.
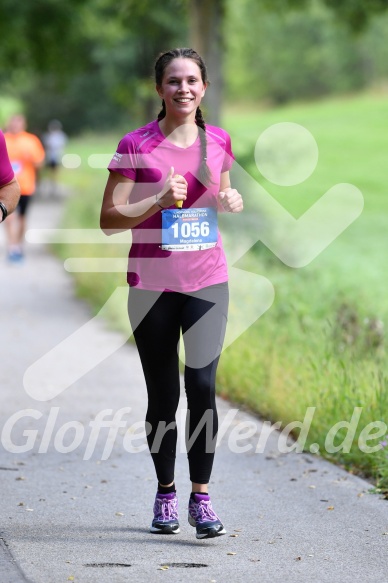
[225, 0, 388, 104]
[1, 0, 388, 133]
[323, 0, 388, 31]
[0, 0, 89, 74]
[0, 0, 188, 132]
[262, 0, 388, 30]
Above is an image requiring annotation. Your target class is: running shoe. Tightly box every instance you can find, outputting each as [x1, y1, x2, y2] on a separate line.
[188, 493, 226, 539]
[150, 491, 180, 534]
[7, 249, 24, 263]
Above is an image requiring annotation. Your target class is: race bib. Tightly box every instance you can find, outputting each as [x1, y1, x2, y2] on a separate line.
[161, 207, 218, 251]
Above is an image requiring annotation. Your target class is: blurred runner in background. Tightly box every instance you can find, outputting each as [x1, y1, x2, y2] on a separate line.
[4, 114, 45, 262]
[43, 119, 67, 196]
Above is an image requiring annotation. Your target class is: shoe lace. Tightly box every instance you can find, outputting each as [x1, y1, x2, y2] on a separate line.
[194, 499, 218, 522]
[155, 496, 178, 521]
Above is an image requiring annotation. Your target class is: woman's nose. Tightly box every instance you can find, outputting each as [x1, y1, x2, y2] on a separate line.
[178, 82, 189, 92]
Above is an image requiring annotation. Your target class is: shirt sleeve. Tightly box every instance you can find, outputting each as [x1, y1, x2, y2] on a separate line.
[0, 131, 15, 187]
[108, 134, 138, 181]
[221, 130, 235, 173]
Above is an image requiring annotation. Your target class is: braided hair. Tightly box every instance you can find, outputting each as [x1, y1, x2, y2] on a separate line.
[155, 48, 212, 186]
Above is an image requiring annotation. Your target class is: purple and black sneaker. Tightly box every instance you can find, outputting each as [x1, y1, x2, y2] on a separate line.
[150, 491, 180, 534]
[188, 493, 226, 539]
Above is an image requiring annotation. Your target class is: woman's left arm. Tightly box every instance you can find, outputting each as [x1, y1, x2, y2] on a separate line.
[217, 171, 243, 213]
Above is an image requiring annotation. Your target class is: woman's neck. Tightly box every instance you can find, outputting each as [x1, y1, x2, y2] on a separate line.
[158, 117, 198, 148]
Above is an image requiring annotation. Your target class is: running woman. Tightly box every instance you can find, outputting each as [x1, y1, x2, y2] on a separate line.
[4, 114, 45, 262]
[100, 48, 243, 539]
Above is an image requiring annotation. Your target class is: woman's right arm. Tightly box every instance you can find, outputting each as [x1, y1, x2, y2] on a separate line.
[100, 169, 187, 235]
[0, 178, 20, 221]
[100, 171, 158, 235]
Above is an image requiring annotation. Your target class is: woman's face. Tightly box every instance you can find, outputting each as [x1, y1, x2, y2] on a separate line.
[156, 58, 207, 119]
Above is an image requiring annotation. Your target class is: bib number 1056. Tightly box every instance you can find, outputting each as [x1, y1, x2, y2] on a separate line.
[161, 207, 217, 251]
[171, 221, 210, 239]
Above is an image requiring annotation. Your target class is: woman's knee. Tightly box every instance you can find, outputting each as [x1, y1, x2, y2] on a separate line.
[185, 368, 216, 405]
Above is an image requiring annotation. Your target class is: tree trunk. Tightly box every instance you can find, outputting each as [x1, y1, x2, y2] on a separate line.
[189, 0, 224, 127]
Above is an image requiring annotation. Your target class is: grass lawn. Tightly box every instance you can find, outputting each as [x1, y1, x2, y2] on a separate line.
[55, 91, 388, 491]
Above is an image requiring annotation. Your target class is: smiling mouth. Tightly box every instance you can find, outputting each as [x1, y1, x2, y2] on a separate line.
[174, 98, 194, 103]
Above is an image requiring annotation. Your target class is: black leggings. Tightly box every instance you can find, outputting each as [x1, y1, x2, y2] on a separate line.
[127, 283, 229, 485]
[17, 194, 33, 216]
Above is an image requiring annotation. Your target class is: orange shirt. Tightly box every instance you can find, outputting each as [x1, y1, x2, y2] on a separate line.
[4, 131, 45, 195]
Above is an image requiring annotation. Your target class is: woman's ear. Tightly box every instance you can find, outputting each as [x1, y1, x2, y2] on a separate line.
[156, 85, 163, 99]
[201, 83, 207, 98]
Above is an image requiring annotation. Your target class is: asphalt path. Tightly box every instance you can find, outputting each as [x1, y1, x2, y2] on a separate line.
[0, 191, 387, 583]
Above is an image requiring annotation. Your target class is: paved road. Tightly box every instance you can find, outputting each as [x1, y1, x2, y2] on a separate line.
[1, 193, 387, 583]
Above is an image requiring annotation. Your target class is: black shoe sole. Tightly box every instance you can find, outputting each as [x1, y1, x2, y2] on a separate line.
[150, 525, 180, 534]
[196, 527, 226, 539]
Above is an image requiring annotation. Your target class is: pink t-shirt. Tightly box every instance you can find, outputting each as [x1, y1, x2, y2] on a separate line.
[108, 120, 234, 292]
[0, 130, 14, 187]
